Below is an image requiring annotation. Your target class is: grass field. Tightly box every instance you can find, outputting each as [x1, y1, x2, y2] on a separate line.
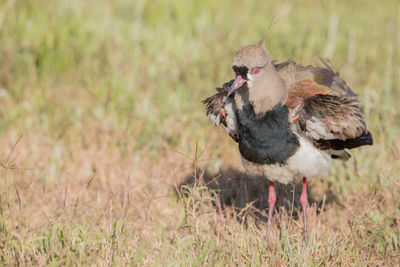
[1, 0, 400, 265]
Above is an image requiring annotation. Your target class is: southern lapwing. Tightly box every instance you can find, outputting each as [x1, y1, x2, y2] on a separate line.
[203, 44, 373, 243]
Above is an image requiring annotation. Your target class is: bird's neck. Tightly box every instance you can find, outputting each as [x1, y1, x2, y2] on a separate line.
[247, 64, 287, 116]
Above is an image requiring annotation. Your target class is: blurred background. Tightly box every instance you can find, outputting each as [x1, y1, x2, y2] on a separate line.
[0, 0, 399, 265]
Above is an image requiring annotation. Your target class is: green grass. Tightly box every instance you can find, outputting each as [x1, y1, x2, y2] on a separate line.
[1, 0, 400, 265]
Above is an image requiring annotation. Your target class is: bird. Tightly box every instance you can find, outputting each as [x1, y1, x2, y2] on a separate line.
[203, 43, 373, 243]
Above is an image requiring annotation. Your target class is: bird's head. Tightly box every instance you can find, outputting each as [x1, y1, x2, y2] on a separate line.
[224, 44, 286, 114]
[226, 44, 271, 99]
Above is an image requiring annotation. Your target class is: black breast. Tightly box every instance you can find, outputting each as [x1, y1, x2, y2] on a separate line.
[236, 103, 299, 165]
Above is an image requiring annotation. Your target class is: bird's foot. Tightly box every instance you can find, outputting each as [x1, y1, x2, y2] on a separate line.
[265, 181, 276, 247]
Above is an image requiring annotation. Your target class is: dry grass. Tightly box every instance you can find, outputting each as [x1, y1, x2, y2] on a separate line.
[1, 0, 400, 265]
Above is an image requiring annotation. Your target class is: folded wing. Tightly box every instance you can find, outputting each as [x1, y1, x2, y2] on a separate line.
[280, 59, 373, 152]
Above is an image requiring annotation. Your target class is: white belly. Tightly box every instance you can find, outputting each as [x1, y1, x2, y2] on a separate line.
[241, 136, 332, 184]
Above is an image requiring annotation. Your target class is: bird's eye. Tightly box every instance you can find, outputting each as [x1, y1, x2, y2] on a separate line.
[252, 68, 260, 74]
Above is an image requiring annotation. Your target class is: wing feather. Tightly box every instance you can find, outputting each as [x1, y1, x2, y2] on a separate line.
[202, 80, 239, 142]
[278, 59, 373, 150]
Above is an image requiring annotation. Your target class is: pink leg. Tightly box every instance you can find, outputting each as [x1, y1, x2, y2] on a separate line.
[266, 181, 276, 245]
[300, 177, 308, 241]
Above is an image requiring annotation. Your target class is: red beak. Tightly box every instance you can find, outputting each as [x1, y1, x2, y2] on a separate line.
[226, 75, 247, 98]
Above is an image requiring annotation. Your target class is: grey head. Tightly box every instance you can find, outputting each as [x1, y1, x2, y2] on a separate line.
[232, 44, 271, 73]
[226, 44, 287, 115]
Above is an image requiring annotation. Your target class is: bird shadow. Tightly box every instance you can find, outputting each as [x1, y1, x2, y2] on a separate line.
[176, 167, 341, 223]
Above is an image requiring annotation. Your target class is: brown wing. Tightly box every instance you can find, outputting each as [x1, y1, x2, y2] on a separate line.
[298, 94, 368, 140]
[275, 58, 358, 97]
[202, 80, 239, 142]
[286, 79, 332, 109]
[202, 80, 233, 118]
[278, 59, 373, 150]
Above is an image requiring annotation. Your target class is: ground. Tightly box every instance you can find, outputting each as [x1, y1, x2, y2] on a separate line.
[0, 0, 399, 265]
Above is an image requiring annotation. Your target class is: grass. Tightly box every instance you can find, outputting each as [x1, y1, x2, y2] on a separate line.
[0, 0, 400, 265]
